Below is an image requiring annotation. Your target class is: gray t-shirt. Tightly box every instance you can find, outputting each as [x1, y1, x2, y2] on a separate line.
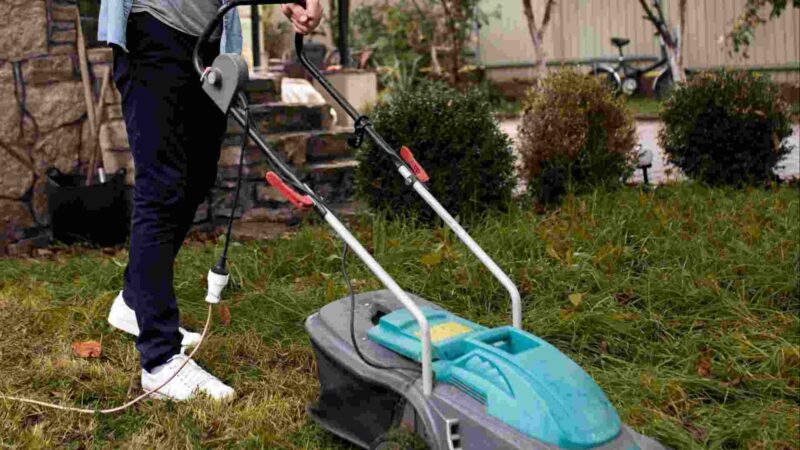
[131, 0, 221, 38]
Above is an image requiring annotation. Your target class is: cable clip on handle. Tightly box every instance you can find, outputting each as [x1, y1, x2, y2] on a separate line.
[265, 171, 314, 209]
[347, 116, 370, 149]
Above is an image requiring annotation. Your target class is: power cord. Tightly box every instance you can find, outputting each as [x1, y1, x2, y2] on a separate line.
[0, 95, 253, 414]
[342, 242, 421, 373]
[213, 93, 250, 275]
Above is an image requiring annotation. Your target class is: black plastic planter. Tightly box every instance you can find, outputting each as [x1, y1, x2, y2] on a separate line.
[46, 168, 131, 247]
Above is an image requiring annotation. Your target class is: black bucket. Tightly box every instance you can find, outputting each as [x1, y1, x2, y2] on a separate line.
[46, 168, 131, 247]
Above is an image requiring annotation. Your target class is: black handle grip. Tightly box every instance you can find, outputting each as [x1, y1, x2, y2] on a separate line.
[193, 0, 306, 76]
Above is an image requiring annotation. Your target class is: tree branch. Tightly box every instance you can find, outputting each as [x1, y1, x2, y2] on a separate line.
[638, 0, 674, 47]
[542, 0, 556, 31]
[522, 0, 540, 44]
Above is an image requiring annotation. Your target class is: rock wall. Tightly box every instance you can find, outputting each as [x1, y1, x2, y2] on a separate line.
[0, 0, 127, 253]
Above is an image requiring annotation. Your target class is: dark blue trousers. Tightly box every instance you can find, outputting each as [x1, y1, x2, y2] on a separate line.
[113, 13, 226, 371]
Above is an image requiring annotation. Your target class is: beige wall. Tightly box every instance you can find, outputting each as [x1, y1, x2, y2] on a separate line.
[480, 0, 799, 82]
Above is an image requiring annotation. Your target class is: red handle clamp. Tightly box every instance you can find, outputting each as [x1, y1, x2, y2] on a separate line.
[265, 171, 314, 209]
[400, 146, 429, 183]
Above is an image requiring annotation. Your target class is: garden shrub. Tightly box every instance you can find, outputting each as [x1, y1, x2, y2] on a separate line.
[347, 1, 496, 88]
[518, 69, 637, 204]
[355, 81, 516, 223]
[659, 70, 794, 186]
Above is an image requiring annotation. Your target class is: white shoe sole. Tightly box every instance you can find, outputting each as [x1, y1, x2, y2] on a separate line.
[143, 388, 236, 402]
[108, 292, 202, 349]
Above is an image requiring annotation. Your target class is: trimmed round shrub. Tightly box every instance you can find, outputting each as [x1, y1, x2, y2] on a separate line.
[518, 69, 637, 205]
[355, 82, 516, 223]
[659, 70, 793, 186]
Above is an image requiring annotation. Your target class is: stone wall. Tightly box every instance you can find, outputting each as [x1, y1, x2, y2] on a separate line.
[0, 0, 127, 253]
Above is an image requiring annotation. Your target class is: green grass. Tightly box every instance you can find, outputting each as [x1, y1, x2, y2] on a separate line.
[626, 97, 663, 118]
[490, 97, 664, 119]
[1, 184, 798, 449]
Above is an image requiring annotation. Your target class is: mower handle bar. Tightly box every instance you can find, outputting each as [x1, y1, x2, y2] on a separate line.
[194, 0, 307, 77]
[196, 1, 435, 396]
[294, 32, 523, 330]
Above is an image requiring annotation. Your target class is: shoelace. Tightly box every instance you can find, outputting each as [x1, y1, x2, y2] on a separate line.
[171, 357, 223, 390]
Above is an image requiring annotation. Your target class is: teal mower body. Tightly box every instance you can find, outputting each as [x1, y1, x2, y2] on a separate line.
[306, 291, 665, 450]
[368, 308, 622, 448]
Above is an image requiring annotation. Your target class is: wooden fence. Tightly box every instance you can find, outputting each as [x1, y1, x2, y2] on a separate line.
[479, 0, 799, 82]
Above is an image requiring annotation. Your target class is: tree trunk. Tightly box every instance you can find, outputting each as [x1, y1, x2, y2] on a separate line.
[522, 0, 555, 80]
[670, 0, 688, 83]
[665, 42, 686, 83]
[532, 30, 547, 77]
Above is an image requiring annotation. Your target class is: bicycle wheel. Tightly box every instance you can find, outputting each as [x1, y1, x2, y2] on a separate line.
[591, 69, 621, 95]
[654, 71, 674, 100]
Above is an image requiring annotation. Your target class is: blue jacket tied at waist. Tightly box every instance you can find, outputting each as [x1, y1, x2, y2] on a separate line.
[98, 0, 243, 54]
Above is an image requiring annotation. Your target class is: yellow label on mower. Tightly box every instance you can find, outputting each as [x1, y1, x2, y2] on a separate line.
[416, 322, 474, 343]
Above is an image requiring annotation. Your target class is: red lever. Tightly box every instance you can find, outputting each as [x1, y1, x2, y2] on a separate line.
[400, 146, 429, 182]
[265, 171, 314, 209]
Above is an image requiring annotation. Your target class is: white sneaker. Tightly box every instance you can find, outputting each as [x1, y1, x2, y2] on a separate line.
[142, 354, 236, 402]
[107, 291, 202, 349]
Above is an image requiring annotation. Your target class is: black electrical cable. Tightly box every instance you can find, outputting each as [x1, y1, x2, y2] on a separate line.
[342, 242, 421, 373]
[215, 93, 250, 273]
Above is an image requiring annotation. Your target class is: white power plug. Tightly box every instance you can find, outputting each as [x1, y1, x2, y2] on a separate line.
[205, 269, 230, 304]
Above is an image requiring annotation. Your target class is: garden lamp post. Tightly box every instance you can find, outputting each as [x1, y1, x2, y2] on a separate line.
[251, 5, 261, 68]
[637, 144, 653, 185]
[338, 0, 350, 68]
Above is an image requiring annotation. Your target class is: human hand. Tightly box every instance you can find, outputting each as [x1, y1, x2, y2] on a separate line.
[280, 0, 323, 35]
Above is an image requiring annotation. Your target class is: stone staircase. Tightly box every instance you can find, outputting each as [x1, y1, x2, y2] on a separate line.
[203, 72, 358, 240]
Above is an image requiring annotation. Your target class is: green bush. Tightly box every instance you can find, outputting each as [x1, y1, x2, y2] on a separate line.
[355, 82, 516, 223]
[518, 69, 637, 204]
[659, 70, 794, 186]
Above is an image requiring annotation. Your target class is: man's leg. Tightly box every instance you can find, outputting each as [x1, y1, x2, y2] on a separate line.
[114, 13, 225, 372]
[170, 93, 225, 254]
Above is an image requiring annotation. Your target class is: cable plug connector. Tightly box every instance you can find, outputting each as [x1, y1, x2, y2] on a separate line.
[206, 266, 230, 304]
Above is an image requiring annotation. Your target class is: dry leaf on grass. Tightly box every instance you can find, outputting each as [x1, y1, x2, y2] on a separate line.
[72, 341, 102, 358]
[568, 292, 584, 307]
[419, 251, 443, 268]
[682, 420, 708, 443]
[614, 289, 638, 305]
[696, 347, 713, 378]
[218, 304, 231, 326]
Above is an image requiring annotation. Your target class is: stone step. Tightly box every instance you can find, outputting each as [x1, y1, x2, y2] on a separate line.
[226, 102, 333, 135]
[245, 72, 282, 104]
[205, 156, 359, 225]
[300, 158, 359, 205]
[218, 127, 354, 178]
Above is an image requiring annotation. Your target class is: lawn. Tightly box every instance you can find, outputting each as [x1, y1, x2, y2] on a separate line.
[625, 97, 662, 119]
[0, 184, 798, 449]
[492, 96, 663, 120]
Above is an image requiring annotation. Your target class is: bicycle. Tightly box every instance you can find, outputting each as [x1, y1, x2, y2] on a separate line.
[590, 0, 676, 99]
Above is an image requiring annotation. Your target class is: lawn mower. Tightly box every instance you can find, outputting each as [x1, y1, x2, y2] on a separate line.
[196, 2, 667, 449]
